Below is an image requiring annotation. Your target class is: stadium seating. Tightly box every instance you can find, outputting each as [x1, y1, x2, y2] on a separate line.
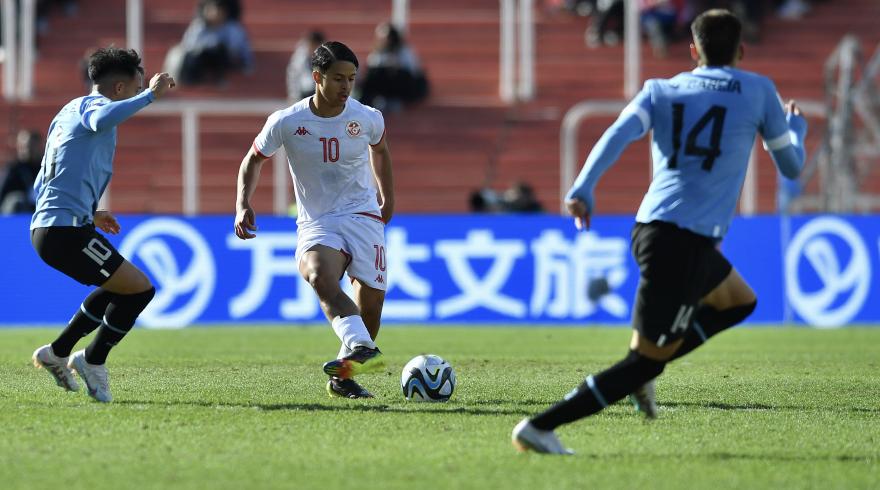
[1, 0, 878, 214]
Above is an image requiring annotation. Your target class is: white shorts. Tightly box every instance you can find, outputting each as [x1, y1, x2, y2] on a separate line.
[295, 213, 387, 291]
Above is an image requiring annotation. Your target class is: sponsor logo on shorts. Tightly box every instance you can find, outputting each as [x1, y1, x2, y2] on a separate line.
[375, 274, 385, 284]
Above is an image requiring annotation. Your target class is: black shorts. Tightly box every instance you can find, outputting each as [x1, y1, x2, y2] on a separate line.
[631, 221, 732, 346]
[31, 225, 125, 286]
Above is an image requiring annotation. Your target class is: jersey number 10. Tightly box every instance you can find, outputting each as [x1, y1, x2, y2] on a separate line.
[669, 104, 727, 171]
[320, 137, 339, 163]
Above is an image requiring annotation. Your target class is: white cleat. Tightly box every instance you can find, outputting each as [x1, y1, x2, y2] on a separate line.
[68, 350, 112, 403]
[629, 379, 658, 419]
[32, 344, 80, 392]
[512, 418, 574, 455]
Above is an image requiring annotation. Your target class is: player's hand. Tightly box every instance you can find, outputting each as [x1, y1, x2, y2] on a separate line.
[149, 73, 176, 100]
[380, 199, 394, 224]
[94, 210, 121, 235]
[785, 100, 802, 117]
[565, 198, 591, 231]
[234, 206, 258, 239]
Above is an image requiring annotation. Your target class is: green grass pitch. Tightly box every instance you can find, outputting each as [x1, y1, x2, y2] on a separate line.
[0, 326, 877, 489]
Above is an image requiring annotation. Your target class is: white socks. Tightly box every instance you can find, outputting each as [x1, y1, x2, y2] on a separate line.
[338, 343, 353, 359]
[331, 315, 376, 354]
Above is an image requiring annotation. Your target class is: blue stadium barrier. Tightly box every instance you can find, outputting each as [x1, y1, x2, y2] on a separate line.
[2, 214, 878, 327]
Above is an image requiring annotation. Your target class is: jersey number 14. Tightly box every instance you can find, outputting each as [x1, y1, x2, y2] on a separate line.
[669, 104, 727, 171]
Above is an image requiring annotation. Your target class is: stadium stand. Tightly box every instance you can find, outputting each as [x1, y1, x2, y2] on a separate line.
[1, 0, 878, 214]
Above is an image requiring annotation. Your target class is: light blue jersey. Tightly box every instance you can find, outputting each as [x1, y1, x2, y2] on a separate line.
[567, 66, 807, 239]
[31, 89, 155, 229]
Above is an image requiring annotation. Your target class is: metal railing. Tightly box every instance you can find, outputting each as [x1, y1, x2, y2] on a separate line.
[1, 0, 17, 101]
[623, 0, 640, 99]
[499, 0, 535, 103]
[560, 99, 825, 215]
[126, 0, 143, 65]
[1, 0, 34, 101]
[140, 99, 291, 216]
[792, 36, 880, 213]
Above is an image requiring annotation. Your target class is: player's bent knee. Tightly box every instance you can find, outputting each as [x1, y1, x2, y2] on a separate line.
[305, 271, 340, 296]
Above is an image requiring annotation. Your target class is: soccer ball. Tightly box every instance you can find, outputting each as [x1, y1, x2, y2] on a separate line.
[400, 354, 456, 402]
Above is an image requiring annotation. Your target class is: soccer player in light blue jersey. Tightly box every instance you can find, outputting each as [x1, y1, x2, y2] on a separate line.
[513, 9, 807, 454]
[30, 47, 175, 403]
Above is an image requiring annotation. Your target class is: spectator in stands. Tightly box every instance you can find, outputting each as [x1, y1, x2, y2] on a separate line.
[585, 0, 623, 47]
[777, 0, 810, 20]
[0, 129, 43, 214]
[36, 0, 78, 35]
[641, 0, 686, 58]
[286, 30, 326, 102]
[469, 187, 503, 213]
[163, 0, 253, 86]
[502, 181, 544, 212]
[469, 182, 544, 213]
[357, 22, 429, 112]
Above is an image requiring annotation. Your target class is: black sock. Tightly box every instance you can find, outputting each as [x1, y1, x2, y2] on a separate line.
[531, 350, 666, 431]
[671, 301, 757, 361]
[51, 288, 117, 357]
[85, 288, 155, 365]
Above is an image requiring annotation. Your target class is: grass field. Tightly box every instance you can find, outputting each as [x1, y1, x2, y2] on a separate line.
[0, 326, 878, 489]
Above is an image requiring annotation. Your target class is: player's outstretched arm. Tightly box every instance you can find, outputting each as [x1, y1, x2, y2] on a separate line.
[81, 73, 176, 132]
[234, 147, 268, 240]
[767, 100, 808, 179]
[565, 111, 646, 228]
[369, 135, 395, 224]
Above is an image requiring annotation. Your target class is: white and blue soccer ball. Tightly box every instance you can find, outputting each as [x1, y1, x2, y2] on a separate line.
[401, 354, 456, 402]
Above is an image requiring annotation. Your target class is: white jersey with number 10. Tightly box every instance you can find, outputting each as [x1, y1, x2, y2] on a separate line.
[253, 97, 385, 224]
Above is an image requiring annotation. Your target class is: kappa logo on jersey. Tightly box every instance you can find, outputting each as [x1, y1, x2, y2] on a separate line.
[294, 126, 312, 136]
[346, 120, 361, 137]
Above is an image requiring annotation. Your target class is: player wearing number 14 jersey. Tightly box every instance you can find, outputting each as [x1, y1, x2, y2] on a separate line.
[513, 9, 808, 454]
[234, 41, 394, 398]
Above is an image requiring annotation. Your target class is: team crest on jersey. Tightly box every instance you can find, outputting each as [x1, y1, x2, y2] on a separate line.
[346, 120, 361, 137]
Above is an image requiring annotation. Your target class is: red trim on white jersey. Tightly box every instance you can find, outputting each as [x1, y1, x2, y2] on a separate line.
[252, 141, 271, 159]
[356, 212, 386, 224]
[370, 129, 387, 148]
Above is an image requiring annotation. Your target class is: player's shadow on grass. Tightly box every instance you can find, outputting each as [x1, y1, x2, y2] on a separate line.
[663, 401, 880, 414]
[469, 399, 553, 408]
[116, 399, 533, 416]
[582, 451, 872, 463]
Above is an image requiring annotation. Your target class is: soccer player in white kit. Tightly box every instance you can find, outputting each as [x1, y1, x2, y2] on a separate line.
[234, 41, 394, 398]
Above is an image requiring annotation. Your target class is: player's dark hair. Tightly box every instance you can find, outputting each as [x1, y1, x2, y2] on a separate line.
[311, 41, 359, 73]
[308, 30, 325, 45]
[691, 9, 742, 66]
[87, 47, 144, 84]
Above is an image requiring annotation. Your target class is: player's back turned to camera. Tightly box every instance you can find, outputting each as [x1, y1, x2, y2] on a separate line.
[513, 9, 807, 454]
[29, 47, 175, 403]
[630, 14, 806, 239]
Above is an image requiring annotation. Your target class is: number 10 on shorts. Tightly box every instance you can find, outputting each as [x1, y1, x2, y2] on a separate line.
[374, 245, 386, 272]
